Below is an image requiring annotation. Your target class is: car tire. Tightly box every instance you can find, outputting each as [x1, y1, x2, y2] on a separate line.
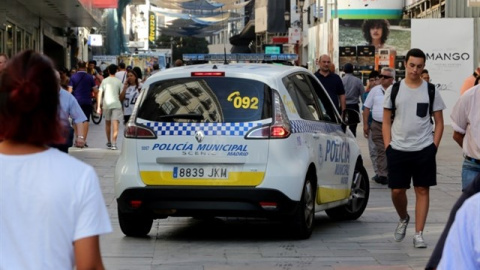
[291, 176, 315, 239]
[325, 163, 369, 221]
[118, 208, 153, 237]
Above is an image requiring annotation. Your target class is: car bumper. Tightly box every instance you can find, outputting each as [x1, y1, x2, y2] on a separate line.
[117, 186, 300, 219]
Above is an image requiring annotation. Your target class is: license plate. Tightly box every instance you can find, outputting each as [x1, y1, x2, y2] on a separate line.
[173, 166, 228, 179]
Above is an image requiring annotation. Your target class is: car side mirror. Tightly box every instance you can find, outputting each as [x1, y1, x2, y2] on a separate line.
[342, 108, 361, 126]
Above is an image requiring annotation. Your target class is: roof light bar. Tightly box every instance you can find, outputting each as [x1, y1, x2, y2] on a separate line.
[191, 71, 225, 77]
[183, 53, 298, 62]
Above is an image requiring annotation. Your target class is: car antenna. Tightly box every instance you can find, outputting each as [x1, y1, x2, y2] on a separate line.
[222, 6, 228, 65]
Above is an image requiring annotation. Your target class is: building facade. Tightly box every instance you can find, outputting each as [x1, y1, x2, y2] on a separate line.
[0, 0, 104, 69]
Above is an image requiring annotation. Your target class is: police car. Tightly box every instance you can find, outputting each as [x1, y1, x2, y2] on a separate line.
[114, 54, 369, 239]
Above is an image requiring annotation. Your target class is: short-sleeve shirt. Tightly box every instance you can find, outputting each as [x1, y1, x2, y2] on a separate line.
[342, 73, 365, 105]
[115, 70, 127, 83]
[99, 76, 123, 110]
[68, 71, 96, 106]
[59, 89, 87, 126]
[450, 84, 480, 159]
[363, 85, 386, 122]
[0, 148, 112, 269]
[383, 80, 446, 151]
[314, 71, 345, 111]
[123, 83, 142, 116]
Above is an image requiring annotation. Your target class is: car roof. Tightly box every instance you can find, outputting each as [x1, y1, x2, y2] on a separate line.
[145, 63, 311, 86]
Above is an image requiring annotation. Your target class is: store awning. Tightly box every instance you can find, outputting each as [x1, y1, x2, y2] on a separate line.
[15, 0, 103, 27]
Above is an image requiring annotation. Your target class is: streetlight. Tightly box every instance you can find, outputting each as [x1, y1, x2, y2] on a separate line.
[284, 11, 290, 30]
[297, 0, 305, 66]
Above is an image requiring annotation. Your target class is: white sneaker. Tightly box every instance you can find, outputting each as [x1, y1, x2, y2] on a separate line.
[394, 214, 409, 242]
[111, 144, 117, 150]
[413, 232, 427, 248]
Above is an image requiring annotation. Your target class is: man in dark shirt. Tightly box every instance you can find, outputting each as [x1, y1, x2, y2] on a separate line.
[68, 61, 98, 146]
[314, 54, 346, 114]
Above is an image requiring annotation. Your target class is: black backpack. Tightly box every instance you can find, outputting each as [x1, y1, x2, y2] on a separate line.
[390, 81, 435, 123]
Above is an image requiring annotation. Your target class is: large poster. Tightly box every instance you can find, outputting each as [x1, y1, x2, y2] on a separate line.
[338, 19, 411, 84]
[412, 18, 475, 125]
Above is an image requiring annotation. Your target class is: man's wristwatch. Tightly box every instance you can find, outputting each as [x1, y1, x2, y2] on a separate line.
[77, 136, 85, 140]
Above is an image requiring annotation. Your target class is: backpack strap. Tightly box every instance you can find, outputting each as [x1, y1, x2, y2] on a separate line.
[427, 82, 435, 124]
[390, 81, 401, 122]
[391, 81, 435, 124]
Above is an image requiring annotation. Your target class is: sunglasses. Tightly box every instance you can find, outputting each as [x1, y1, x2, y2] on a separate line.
[379, 74, 393, 79]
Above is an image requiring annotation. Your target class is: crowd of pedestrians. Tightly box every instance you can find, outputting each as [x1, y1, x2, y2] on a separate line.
[312, 47, 479, 267]
[0, 47, 478, 268]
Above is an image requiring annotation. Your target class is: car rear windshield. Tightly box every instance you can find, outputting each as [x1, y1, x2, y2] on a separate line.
[136, 77, 271, 123]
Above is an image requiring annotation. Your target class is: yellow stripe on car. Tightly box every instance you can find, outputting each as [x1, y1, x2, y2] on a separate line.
[316, 187, 350, 204]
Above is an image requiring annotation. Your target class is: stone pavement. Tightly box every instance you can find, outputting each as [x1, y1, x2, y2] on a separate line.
[70, 120, 464, 270]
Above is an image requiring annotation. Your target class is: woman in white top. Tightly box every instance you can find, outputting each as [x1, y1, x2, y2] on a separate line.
[120, 69, 143, 124]
[0, 50, 112, 270]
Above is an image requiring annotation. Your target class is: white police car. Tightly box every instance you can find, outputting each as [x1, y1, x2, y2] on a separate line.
[115, 55, 369, 239]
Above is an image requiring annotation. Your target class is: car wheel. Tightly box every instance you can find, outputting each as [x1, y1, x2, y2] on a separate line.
[325, 163, 369, 221]
[291, 176, 315, 239]
[118, 208, 153, 237]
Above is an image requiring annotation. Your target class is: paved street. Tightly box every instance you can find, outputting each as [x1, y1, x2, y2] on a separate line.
[70, 119, 464, 270]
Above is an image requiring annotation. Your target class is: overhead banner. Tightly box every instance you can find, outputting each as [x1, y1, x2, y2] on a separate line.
[337, 0, 403, 19]
[412, 18, 475, 125]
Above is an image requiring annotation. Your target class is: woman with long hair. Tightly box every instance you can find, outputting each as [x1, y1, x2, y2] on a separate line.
[120, 68, 143, 124]
[0, 50, 111, 270]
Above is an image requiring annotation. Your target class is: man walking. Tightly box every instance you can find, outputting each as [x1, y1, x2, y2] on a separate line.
[363, 67, 395, 185]
[115, 62, 128, 83]
[342, 63, 364, 136]
[68, 61, 97, 147]
[97, 64, 123, 150]
[451, 83, 480, 190]
[382, 48, 446, 248]
[314, 54, 346, 114]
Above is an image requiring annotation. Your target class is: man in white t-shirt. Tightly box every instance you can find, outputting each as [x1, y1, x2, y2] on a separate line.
[115, 62, 127, 83]
[363, 67, 395, 185]
[382, 48, 446, 248]
[97, 64, 124, 150]
[451, 84, 480, 190]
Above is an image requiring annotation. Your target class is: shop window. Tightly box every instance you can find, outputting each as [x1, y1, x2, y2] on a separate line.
[6, 23, 13, 57]
[0, 30, 3, 53]
[25, 33, 32, 50]
[16, 27, 24, 53]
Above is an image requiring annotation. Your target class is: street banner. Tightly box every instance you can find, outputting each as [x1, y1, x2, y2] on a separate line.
[412, 18, 475, 125]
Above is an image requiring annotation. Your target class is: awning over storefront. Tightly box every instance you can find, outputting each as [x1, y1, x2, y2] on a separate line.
[15, 0, 103, 27]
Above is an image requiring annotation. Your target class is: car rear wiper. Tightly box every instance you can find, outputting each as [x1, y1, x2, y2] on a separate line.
[158, 113, 204, 122]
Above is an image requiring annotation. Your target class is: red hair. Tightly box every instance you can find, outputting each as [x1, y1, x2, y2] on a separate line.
[0, 50, 64, 145]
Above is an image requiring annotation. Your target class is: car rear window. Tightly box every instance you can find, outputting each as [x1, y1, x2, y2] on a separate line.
[136, 77, 271, 123]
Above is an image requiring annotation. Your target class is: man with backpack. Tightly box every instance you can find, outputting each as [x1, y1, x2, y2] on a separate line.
[382, 48, 446, 248]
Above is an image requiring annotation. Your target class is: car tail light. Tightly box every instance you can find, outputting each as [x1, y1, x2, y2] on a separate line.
[191, 71, 225, 77]
[260, 201, 278, 210]
[246, 91, 291, 139]
[129, 200, 142, 209]
[124, 124, 156, 139]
